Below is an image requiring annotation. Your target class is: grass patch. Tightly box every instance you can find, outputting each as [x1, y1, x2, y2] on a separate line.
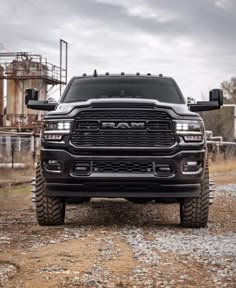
[0, 167, 35, 180]
[0, 184, 31, 210]
[209, 159, 236, 173]
[0, 184, 31, 195]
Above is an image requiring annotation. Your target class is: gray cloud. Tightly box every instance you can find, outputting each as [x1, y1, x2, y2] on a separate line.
[0, 0, 235, 99]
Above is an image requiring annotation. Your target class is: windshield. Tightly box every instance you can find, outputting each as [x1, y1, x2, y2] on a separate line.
[62, 77, 184, 104]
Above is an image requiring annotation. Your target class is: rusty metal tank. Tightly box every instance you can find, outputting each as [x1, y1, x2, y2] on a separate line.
[0, 65, 4, 126]
[6, 60, 48, 127]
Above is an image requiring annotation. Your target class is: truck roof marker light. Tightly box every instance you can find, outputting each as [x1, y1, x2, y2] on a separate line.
[93, 69, 98, 77]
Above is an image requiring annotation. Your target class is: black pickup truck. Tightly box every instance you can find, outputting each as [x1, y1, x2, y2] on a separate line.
[25, 72, 223, 227]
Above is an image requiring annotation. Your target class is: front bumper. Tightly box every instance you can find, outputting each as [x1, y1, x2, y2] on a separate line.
[41, 148, 206, 198]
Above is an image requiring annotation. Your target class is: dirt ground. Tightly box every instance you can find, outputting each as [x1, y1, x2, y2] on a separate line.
[0, 173, 235, 288]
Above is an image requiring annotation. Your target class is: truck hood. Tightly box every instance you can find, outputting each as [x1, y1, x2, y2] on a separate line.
[49, 98, 198, 117]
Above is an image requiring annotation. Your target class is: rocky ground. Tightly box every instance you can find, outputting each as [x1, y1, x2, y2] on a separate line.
[0, 172, 235, 288]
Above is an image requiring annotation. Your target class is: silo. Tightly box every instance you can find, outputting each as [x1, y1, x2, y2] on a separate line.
[25, 61, 48, 126]
[0, 65, 4, 126]
[5, 62, 17, 126]
[6, 59, 48, 127]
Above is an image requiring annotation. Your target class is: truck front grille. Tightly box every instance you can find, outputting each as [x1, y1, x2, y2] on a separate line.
[93, 161, 153, 173]
[71, 109, 175, 148]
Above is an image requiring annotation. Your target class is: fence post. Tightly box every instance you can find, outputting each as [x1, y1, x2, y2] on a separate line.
[31, 134, 36, 164]
[6, 135, 11, 157]
[11, 143, 15, 168]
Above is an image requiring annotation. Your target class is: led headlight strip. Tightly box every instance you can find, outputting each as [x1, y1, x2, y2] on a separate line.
[43, 120, 73, 141]
[174, 120, 204, 142]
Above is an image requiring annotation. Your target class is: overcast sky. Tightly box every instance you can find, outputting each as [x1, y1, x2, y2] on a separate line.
[0, 0, 235, 100]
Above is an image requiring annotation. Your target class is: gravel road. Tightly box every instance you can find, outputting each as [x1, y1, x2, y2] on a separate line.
[0, 173, 235, 288]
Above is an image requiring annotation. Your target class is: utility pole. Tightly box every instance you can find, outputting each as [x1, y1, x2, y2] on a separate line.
[59, 39, 68, 97]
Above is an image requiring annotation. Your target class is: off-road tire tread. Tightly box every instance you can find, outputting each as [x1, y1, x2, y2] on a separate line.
[181, 161, 210, 228]
[35, 163, 65, 225]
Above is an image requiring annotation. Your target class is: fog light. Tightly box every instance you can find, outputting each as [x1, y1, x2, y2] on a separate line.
[183, 161, 202, 173]
[43, 160, 63, 172]
[155, 163, 172, 177]
[73, 162, 91, 175]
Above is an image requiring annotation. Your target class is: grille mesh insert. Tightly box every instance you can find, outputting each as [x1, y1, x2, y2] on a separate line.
[71, 109, 175, 148]
[93, 161, 153, 173]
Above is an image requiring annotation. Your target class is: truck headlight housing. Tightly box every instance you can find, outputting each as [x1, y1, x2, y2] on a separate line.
[174, 120, 204, 142]
[43, 120, 73, 141]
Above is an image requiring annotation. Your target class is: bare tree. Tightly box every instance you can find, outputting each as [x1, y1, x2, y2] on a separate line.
[221, 78, 236, 104]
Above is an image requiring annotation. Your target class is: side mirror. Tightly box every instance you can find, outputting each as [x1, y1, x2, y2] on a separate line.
[25, 88, 57, 111]
[209, 89, 223, 107]
[25, 88, 39, 105]
[27, 100, 56, 111]
[189, 89, 224, 112]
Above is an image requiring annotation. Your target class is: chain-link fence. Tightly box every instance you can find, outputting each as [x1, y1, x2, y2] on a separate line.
[0, 134, 39, 168]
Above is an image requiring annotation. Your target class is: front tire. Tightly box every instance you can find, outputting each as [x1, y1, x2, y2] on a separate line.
[35, 163, 65, 225]
[180, 161, 210, 228]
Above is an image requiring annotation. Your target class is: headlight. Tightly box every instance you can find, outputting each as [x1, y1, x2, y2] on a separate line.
[174, 120, 204, 142]
[43, 120, 73, 141]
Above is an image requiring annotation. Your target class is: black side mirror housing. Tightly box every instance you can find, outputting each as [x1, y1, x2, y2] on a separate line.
[25, 88, 57, 111]
[27, 100, 56, 111]
[25, 88, 39, 105]
[189, 89, 224, 112]
[209, 89, 223, 107]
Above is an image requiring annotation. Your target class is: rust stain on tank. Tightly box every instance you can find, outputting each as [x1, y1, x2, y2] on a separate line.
[6, 61, 48, 126]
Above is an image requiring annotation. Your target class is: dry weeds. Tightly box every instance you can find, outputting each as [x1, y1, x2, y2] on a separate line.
[0, 167, 34, 180]
[209, 158, 236, 173]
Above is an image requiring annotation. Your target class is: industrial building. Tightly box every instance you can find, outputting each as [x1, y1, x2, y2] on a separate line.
[0, 51, 67, 129]
[0, 42, 68, 166]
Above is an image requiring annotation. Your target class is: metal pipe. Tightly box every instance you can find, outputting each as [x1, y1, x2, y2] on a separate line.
[207, 141, 236, 145]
